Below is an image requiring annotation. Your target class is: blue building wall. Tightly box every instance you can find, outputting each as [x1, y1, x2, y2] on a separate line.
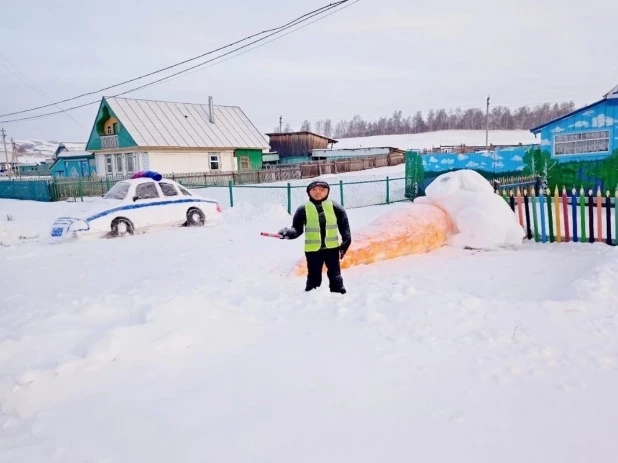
[421, 145, 532, 174]
[532, 99, 618, 163]
[51, 157, 97, 178]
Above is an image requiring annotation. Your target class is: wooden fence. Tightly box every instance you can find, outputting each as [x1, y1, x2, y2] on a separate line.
[36, 152, 405, 201]
[506, 186, 617, 245]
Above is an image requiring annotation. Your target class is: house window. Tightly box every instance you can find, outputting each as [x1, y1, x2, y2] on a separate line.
[115, 154, 124, 175]
[210, 153, 221, 170]
[555, 130, 610, 156]
[113, 122, 119, 134]
[107, 126, 113, 135]
[239, 156, 250, 170]
[135, 182, 160, 200]
[159, 182, 178, 196]
[105, 155, 113, 175]
[125, 153, 135, 175]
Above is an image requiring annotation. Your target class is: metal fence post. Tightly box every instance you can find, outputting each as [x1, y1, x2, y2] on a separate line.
[228, 180, 234, 208]
[287, 182, 292, 214]
[339, 180, 344, 207]
[386, 176, 390, 204]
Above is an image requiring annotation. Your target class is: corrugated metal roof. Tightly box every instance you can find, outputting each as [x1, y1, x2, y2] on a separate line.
[105, 97, 269, 150]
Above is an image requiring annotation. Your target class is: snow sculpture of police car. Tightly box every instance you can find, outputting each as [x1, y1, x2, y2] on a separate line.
[50, 171, 222, 240]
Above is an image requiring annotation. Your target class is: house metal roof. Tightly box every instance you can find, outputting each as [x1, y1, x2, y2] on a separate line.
[57, 150, 92, 158]
[105, 97, 270, 150]
[265, 131, 338, 144]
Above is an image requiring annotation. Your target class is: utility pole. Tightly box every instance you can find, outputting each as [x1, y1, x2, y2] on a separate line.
[11, 139, 18, 176]
[1, 128, 9, 176]
[279, 116, 283, 133]
[485, 95, 490, 151]
[486, 95, 495, 182]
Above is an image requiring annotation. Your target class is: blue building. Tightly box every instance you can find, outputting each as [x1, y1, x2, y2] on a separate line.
[528, 84, 618, 190]
[531, 85, 618, 162]
[50, 150, 96, 178]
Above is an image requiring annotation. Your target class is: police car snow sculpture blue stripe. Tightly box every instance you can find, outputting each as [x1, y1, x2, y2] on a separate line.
[50, 175, 222, 240]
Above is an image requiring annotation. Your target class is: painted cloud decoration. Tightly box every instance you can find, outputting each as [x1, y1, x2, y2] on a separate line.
[592, 115, 614, 128]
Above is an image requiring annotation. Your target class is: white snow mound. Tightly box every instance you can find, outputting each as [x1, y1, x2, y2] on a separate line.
[415, 169, 525, 249]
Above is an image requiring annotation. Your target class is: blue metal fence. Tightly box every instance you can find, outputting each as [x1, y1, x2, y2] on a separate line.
[0, 180, 52, 201]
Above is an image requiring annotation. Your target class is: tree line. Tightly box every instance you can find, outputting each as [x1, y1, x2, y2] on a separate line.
[275, 102, 576, 139]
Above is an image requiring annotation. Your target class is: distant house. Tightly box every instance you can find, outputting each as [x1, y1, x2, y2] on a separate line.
[50, 150, 96, 178]
[18, 162, 51, 176]
[266, 131, 337, 164]
[531, 84, 618, 160]
[85, 96, 269, 177]
[311, 146, 405, 160]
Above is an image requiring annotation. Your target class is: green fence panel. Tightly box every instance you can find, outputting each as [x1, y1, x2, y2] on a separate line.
[404, 151, 424, 199]
[0, 180, 52, 201]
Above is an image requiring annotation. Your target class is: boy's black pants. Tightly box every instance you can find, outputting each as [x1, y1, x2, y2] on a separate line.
[305, 248, 344, 292]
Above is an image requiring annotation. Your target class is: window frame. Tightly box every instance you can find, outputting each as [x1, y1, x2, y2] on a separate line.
[114, 153, 124, 175]
[239, 156, 250, 170]
[554, 130, 610, 157]
[125, 153, 135, 175]
[209, 153, 221, 171]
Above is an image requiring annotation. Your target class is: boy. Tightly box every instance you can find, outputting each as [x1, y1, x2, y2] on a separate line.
[278, 180, 351, 294]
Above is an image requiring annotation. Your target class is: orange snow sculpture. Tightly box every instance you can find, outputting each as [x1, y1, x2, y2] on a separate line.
[294, 203, 454, 276]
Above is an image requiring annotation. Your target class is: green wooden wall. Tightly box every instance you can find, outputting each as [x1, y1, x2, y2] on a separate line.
[85, 98, 138, 151]
[235, 149, 263, 170]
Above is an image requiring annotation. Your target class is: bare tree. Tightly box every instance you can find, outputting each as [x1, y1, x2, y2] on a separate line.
[314, 120, 324, 136]
[305, 101, 574, 138]
[300, 120, 312, 132]
[323, 119, 333, 138]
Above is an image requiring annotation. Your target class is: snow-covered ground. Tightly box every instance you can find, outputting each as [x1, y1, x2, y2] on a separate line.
[1, 195, 618, 462]
[199, 166, 409, 210]
[335, 129, 538, 150]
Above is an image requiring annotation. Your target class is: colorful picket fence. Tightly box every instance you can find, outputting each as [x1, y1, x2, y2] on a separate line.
[502, 187, 617, 246]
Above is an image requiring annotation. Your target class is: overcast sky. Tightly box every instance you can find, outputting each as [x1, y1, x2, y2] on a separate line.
[0, 0, 617, 142]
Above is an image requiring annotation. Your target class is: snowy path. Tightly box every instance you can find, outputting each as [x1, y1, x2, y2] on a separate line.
[1, 201, 618, 462]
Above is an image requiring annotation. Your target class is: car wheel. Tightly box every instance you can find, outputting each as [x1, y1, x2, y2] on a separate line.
[186, 208, 205, 227]
[111, 217, 134, 237]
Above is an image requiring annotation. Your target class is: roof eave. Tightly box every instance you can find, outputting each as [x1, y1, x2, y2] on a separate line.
[529, 99, 605, 133]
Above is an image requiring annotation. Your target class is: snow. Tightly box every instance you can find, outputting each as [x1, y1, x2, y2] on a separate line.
[416, 170, 525, 249]
[14, 140, 85, 158]
[196, 167, 410, 211]
[1, 195, 618, 462]
[335, 129, 538, 151]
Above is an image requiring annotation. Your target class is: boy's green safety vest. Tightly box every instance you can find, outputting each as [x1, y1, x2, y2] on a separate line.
[305, 200, 339, 252]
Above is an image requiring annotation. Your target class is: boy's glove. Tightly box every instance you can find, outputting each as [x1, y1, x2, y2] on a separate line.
[278, 228, 294, 239]
[340, 248, 347, 259]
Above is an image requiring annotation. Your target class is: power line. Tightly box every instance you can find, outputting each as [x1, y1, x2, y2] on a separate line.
[144, 0, 361, 90]
[0, 53, 86, 128]
[0, 1, 349, 119]
[0, 0, 357, 124]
